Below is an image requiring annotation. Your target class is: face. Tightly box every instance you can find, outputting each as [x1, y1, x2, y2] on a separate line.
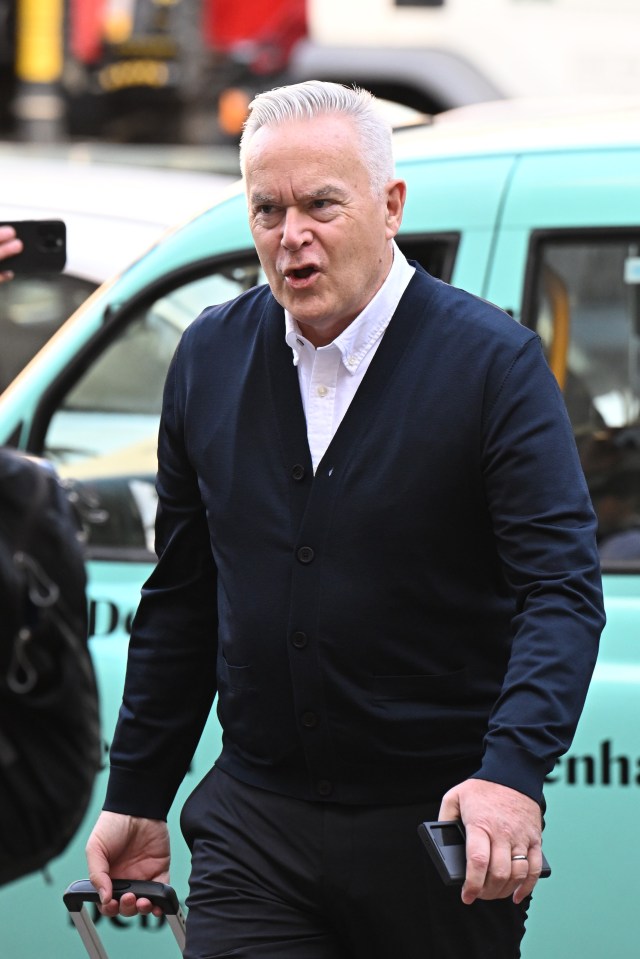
[244, 114, 406, 346]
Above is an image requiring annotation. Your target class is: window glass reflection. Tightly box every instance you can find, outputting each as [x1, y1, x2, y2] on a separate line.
[531, 235, 640, 566]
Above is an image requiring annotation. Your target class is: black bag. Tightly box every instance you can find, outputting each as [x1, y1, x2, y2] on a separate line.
[0, 448, 101, 886]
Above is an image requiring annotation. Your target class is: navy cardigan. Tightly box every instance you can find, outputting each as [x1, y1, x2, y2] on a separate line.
[105, 265, 605, 819]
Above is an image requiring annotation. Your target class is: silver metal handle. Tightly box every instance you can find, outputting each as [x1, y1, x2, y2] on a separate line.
[63, 879, 186, 957]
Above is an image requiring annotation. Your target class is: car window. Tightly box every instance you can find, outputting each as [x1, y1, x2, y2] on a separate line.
[397, 234, 459, 282]
[0, 274, 96, 392]
[523, 230, 640, 568]
[45, 260, 263, 559]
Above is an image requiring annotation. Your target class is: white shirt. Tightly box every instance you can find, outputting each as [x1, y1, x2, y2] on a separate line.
[285, 243, 415, 472]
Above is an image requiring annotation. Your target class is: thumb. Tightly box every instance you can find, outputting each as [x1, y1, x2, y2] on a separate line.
[89, 870, 112, 906]
[87, 848, 113, 905]
[438, 786, 462, 823]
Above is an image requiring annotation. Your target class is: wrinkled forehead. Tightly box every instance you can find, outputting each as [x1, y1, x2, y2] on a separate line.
[243, 117, 372, 203]
[242, 113, 363, 174]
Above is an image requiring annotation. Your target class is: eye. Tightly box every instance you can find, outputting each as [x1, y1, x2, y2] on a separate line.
[311, 198, 335, 213]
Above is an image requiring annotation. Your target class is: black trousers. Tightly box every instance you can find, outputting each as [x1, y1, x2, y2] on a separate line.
[180, 767, 530, 959]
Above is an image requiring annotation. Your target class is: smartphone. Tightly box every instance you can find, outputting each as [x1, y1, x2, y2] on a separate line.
[2, 220, 66, 273]
[418, 820, 551, 886]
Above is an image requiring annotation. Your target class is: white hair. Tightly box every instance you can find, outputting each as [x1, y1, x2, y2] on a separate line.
[239, 80, 395, 196]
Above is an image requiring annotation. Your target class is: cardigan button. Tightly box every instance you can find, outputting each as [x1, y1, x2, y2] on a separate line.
[291, 464, 306, 481]
[297, 546, 315, 564]
[317, 780, 333, 797]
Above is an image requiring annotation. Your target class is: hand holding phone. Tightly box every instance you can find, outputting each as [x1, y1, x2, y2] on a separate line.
[0, 220, 66, 274]
[418, 820, 551, 886]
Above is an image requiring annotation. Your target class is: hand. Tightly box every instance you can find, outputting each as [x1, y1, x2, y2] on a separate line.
[86, 810, 171, 918]
[438, 778, 543, 906]
[0, 226, 23, 283]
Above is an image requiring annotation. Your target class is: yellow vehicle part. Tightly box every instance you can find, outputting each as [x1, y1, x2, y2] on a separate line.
[16, 0, 64, 84]
[545, 266, 570, 392]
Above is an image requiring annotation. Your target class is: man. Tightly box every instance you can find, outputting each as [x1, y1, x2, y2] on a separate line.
[86, 81, 605, 958]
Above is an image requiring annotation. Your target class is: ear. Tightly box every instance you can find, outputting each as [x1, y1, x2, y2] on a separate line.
[384, 179, 407, 239]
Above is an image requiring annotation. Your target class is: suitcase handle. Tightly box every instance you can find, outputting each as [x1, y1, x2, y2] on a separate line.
[63, 879, 186, 958]
[63, 878, 182, 914]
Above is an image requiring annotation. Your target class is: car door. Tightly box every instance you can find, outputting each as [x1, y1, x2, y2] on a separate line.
[0, 273, 97, 392]
[485, 144, 640, 959]
[0, 248, 266, 958]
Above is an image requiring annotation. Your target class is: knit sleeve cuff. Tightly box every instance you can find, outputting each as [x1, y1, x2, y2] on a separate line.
[103, 765, 179, 822]
[471, 742, 550, 805]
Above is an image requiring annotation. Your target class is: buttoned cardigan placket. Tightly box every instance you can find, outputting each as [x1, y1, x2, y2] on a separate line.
[261, 270, 430, 798]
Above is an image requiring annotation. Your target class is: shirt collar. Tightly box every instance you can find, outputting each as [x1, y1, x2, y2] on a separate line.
[285, 241, 415, 371]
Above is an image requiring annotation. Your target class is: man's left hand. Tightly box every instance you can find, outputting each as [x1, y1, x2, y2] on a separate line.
[438, 779, 543, 905]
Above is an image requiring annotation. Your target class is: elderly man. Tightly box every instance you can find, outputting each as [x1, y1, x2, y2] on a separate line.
[86, 81, 604, 959]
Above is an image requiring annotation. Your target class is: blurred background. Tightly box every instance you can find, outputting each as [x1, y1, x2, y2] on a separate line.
[3, 0, 640, 385]
[1, 0, 640, 152]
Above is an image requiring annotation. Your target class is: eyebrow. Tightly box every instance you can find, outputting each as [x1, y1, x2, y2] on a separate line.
[306, 185, 348, 199]
[250, 185, 348, 205]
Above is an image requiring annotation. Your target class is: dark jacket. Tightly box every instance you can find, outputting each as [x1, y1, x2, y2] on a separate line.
[105, 265, 605, 820]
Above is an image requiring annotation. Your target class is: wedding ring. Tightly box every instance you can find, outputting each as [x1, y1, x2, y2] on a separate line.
[511, 855, 528, 861]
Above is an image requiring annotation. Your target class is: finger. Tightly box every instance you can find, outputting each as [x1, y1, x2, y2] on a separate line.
[118, 893, 160, 918]
[461, 826, 491, 905]
[494, 840, 521, 887]
[437, 788, 460, 822]
[88, 864, 113, 909]
[0, 238, 22, 260]
[503, 851, 529, 899]
[467, 836, 514, 902]
[114, 891, 138, 917]
[510, 852, 529, 882]
[85, 836, 117, 915]
[513, 847, 542, 904]
[134, 896, 155, 917]
[0, 271, 14, 283]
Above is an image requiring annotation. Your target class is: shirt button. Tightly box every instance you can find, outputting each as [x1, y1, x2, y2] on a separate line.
[317, 780, 333, 797]
[301, 711, 317, 728]
[297, 546, 315, 564]
[347, 354, 357, 367]
[291, 464, 305, 481]
[316, 385, 328, 397]
[291, 631, 308, 649]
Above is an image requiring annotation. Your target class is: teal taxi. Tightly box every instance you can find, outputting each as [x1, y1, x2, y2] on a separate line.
[2, 98, 640, 958]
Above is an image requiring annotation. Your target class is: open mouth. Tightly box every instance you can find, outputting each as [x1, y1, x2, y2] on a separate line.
[288, 267, 316, 279]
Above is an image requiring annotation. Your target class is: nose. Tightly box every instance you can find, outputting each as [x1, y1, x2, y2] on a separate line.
[281, 208, 312, 251]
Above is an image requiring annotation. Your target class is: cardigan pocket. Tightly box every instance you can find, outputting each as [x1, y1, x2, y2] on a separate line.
[218, 650, 257, 692]
[333, 667, 481, 763]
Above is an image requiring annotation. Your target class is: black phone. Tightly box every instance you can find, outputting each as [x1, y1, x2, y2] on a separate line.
[2, 219, 67, 273]
[418, 820, 551, 886]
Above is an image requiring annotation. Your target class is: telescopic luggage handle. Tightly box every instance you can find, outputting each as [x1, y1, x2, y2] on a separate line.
[63, 879, 186, 958]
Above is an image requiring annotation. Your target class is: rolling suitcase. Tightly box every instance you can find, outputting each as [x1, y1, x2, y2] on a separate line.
[63, 879, 186, 958]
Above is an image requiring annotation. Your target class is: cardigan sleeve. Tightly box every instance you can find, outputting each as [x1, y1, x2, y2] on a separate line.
[104, 342, 219, 821]
[471, 333, 605, 802]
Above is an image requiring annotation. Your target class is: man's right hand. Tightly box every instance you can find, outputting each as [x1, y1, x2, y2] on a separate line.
[86, 811, 171, 918]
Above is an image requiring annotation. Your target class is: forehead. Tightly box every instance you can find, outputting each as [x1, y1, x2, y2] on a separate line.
[244, 114, 367, 188]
